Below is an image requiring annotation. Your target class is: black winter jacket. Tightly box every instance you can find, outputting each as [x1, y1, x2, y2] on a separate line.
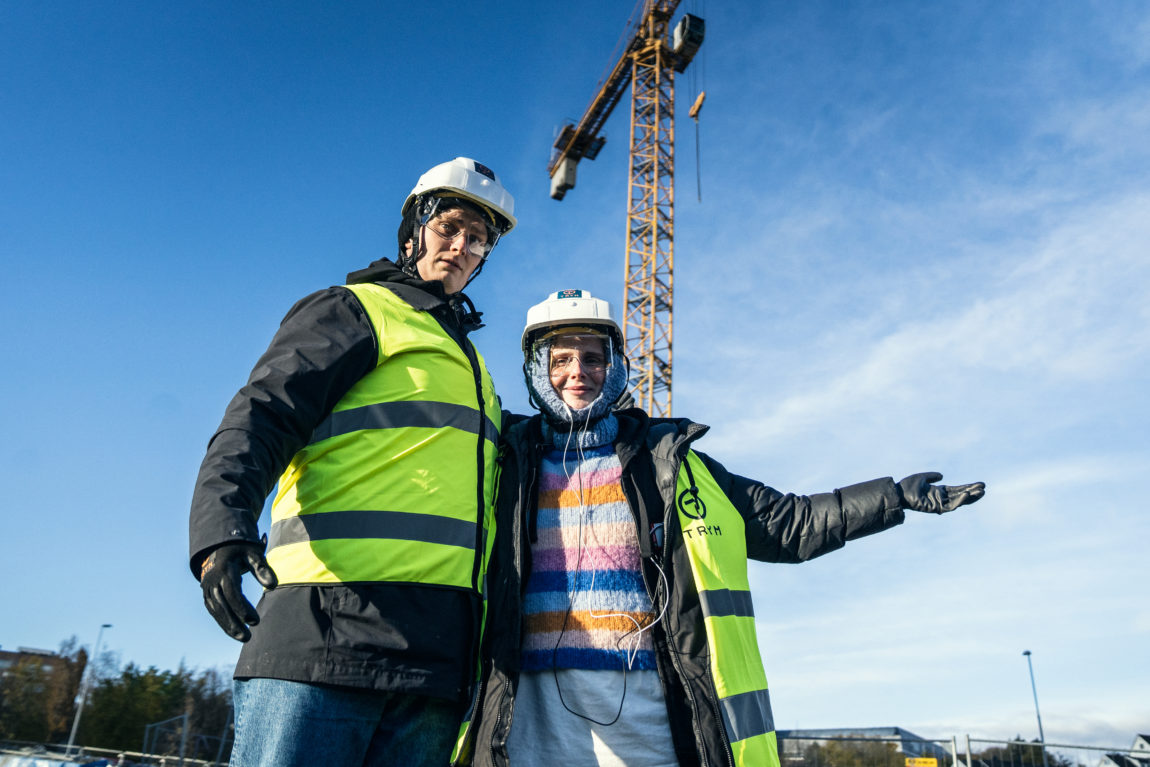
[465, 410, 905, 766]
[188, 258, 491, 701]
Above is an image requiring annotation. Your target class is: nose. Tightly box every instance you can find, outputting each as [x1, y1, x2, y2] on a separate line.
[446, 230, 468, 249]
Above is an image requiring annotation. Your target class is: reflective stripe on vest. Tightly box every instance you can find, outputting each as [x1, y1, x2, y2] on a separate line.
[266, 282, 501, 589]
[675, 451, 780, 767]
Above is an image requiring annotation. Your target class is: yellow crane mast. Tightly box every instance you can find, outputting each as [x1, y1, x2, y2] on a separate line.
[548, 1, 704, 416]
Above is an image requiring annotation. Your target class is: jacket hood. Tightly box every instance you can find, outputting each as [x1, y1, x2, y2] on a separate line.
[346, 257, 484, 332]
[347, 257, 446, 295]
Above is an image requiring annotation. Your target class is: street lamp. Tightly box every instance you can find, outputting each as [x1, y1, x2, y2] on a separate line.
[1022, 650, 1050, 767]
[66, 623, 112, 756]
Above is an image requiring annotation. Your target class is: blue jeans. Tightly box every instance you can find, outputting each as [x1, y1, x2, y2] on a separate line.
[231, 678, 463, 767]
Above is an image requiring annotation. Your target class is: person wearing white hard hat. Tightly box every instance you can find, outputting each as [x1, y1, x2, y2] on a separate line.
[456, 289, 985, 767]
[189, 158, 515, 767]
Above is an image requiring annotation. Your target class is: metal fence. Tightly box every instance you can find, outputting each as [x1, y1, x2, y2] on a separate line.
[777, 733, 1135, 767]
[0, 740, 220, 767]
[4, 732, 1139, 767]
[964, 737, 1131, 767]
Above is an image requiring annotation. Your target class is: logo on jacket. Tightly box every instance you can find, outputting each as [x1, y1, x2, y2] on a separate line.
[677, 487, 707, 519]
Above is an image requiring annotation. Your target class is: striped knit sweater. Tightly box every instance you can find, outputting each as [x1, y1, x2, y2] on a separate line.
[520, 437, 658, 672]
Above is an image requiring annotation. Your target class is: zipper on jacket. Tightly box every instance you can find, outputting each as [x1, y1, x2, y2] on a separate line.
[488, 678, 514, 767]
[451, 667, 487, 767]
[449, 321, 490, 735]
[462, 343, 491, 573]
[491, 433, 535, 766]
[467, 350, 486, 595]
[431, 300, 488, 596]
[495, 441, 531, 766]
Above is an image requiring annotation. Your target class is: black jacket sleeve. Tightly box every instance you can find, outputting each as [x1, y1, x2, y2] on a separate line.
[188, 287, 377, 575]
[694, 451, 905, 564]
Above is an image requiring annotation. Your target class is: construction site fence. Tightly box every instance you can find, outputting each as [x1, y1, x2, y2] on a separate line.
[0, 739, 218, 767]
[779, 734, 1131, 767]
[2, 734, 1137, 767]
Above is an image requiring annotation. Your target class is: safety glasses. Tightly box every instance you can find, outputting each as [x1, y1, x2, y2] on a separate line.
[422, 217, 493, 259]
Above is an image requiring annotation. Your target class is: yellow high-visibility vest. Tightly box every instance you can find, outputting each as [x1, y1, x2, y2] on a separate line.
[675, 450, 779, 767]
[266, 283, 501, 592]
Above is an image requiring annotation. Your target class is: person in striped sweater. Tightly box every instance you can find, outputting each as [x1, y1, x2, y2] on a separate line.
[466, 290, 985, 767]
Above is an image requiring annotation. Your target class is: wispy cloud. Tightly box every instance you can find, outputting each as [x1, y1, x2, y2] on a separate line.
[988, 454, 1149, 526]
[686, 189, 1150, 469]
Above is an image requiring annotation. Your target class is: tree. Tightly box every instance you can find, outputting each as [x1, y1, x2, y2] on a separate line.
[184, 666, 233, 758]
[975, 738, 1077, 767]
[81, 663, 190, 749]
[43, 637, 87, 741]
[0, 637, 85, 742]
[1, 637, 234, 758]
[78, 661, 233, 760]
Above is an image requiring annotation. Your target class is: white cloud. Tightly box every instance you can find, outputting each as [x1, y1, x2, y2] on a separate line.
[988, 454, 1148, 526]
[1046, 94, 1150, 167]
[685, 189, 1150, 473]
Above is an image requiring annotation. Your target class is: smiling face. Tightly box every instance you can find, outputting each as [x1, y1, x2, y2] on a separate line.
[404, 205, 489, 294]
[548, 334, 608, 410]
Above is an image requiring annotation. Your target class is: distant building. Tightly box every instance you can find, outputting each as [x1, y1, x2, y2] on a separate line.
[1099, 735, 1150, 767]
[778, 727, 951, 762]
[0, 646, 67, 681]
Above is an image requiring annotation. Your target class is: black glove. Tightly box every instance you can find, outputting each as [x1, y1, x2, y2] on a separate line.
[199, 541, 278, 642]
[897, 472, 985, 514]
[612, 388, 637, 411]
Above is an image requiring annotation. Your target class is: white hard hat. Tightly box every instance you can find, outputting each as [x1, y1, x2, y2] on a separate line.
[401, 157, 516, 235]
[521, 289, 622, 354]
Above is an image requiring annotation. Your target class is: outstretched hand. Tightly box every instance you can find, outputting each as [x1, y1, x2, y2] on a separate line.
[200, 541, 278, 642]
[897, 472, 985, 514]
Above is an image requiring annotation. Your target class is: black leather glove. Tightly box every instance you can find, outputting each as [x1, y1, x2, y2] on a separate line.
[199, 541, 278, 642]
[897, 472, 985, 514]
[612, 388, 637, 411]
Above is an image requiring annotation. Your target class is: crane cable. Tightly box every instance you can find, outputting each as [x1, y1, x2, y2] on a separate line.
[687, 0, 706, 201]
[692, 97, 703, 202]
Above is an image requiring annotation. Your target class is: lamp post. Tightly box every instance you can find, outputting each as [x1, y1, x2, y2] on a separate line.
[66, 623, 112, 756]
[1022, 650, 1049, 767]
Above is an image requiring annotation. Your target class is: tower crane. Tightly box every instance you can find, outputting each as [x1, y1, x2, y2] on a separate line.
[548, 1, 705, 417]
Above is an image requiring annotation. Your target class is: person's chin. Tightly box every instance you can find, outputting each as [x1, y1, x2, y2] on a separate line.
[434, 271, 462, 293]
[439, 266, 468, 292]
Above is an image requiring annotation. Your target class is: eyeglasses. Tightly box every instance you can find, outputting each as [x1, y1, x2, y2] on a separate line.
[423, 217, 491, 259]
[549, 352, 608, 374]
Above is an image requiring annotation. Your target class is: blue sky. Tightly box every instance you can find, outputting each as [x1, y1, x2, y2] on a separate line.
[2, 0, 1147, 750]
